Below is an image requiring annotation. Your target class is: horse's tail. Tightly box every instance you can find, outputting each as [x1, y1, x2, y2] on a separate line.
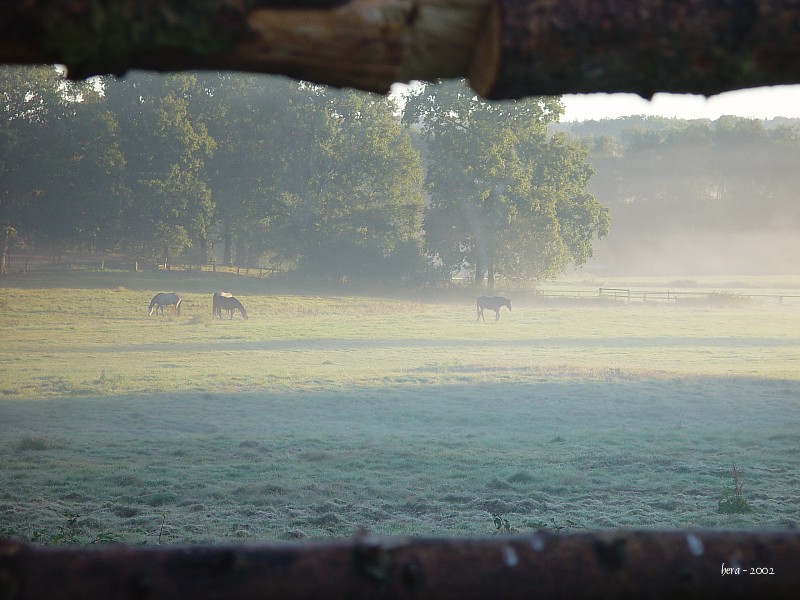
[148, 297, 157, 316]
[175, 296, 182, 316]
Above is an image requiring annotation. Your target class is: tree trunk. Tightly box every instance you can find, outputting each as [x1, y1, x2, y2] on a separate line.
[474, 255, 485, 287]
[196, 233, 209, 264]
[223, 216, 233, 266]
[0, 226, 10, 275]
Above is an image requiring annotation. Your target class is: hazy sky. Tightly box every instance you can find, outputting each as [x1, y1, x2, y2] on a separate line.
[561, 85, 800, 122]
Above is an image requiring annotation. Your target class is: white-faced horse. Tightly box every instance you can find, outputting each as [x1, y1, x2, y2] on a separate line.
[477, 296, 511, 321]
[214, 293, 248, 320]
[149, 292, 182, 316]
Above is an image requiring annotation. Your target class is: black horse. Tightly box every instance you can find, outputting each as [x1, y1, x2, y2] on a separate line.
[213, 293, 248, 320]
[149, 292, 182, 316]
[477, 296, 511, 321]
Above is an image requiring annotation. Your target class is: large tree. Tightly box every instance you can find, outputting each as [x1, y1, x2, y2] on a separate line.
[276, 87, 426, 284]
[103, 72, 216, 263]
[1, 66, 126, 268]
[404, 80, 609, 286]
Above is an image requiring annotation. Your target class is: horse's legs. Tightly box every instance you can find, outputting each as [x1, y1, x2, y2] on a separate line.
[478, 307, 484, 321]
[495, 309, 500, 321]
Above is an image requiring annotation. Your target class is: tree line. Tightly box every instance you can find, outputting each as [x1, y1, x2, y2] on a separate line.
[1, 67, 608, 286]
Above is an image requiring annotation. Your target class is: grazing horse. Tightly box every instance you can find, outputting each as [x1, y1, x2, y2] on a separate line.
[215, 294, 248, 320]
[477, 296, 511, 321]
[148, 292, 181, 316]
[212, 291, 234, 319]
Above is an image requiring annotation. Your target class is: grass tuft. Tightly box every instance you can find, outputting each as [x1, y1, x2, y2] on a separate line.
[15, 436, 51, 452]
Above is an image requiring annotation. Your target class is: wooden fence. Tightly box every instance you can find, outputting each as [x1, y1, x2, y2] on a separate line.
[2, 530, 798, 599]
[4, 255, 282, 279]
[528, 287, 800, 306]
[596, 287, 800, 306]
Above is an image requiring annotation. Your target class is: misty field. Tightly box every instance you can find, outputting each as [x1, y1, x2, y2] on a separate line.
[1, 271, 799, 545]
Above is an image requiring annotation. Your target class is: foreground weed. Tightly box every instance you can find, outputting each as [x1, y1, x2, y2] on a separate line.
[717, 463, 754, 514]
[528, 517, 579, 532]
[493, 512, 579, 534]
[30, 512, 118, 546]
[491, 512, 512, 533]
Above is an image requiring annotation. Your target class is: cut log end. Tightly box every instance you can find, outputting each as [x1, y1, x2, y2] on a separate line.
[468, 0, 503, 98]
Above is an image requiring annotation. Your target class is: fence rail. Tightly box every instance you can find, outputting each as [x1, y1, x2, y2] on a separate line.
[595, 287, 800, 305]
[2, 530, 798, 599]
[4, 255, 281, 278]
[529, 287, 800, 306]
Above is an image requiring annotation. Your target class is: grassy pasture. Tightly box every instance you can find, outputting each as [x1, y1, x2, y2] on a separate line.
[1, 271, 799, 544]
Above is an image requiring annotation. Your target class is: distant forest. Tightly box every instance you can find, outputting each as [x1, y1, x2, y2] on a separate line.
[2, 66, 799, 282]
[556, 116, 800, 275]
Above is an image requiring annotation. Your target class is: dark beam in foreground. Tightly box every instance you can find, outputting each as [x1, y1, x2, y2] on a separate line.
[2, 530, 798, 599]
[472, 0, 800, 99]
[4, 1, 800, 100]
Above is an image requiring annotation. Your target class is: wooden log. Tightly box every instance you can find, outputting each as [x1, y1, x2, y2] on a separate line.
[4, 1, 800, 99]
[2, 530, 799, 599]
[471, 0, 800, 99]
[0, 0, 489, 94]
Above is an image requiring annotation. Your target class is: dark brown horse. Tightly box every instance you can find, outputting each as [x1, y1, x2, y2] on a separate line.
[213, 292, 248, 320]
[477, 296, 511, 321]
[212, 291, 233, 319]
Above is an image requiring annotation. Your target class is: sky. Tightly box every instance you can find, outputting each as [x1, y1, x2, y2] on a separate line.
[560, 85, 800, 122]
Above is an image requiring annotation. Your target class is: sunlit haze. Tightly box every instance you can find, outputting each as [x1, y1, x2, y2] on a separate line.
[561, 85, 800, 122]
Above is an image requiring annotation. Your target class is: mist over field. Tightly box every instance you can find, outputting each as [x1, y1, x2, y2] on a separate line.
[589, 229, 800, 276]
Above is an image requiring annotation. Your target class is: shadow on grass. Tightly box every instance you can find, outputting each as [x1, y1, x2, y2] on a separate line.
[2, 375, 799, 543]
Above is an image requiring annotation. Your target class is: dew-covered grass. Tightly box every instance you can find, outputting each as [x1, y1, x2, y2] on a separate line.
[1, 272, 799, 544]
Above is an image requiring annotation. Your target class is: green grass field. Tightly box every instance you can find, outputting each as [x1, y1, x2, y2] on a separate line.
[1, 270, 799, 544]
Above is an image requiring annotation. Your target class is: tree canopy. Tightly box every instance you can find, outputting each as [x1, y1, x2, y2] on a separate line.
[404, 80, 609, 286]
[2, 67, 609, 285]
